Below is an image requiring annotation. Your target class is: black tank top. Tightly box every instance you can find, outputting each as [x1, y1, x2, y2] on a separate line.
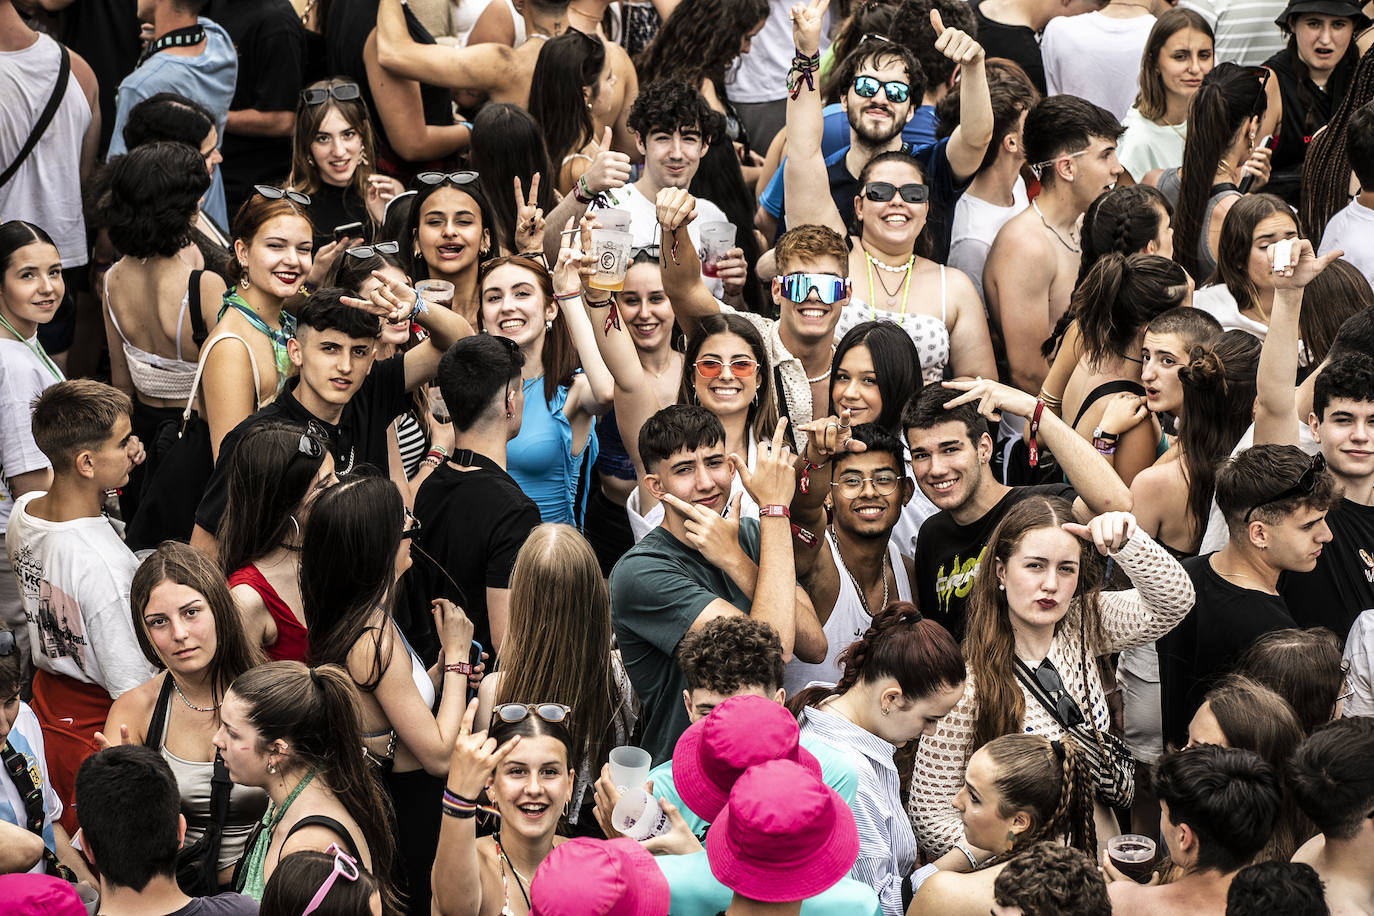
[1263, 48, 1356, 205]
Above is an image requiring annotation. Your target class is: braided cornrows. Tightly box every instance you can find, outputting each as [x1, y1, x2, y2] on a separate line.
[1300, 49, 1374, 245]
[979, 734, 1097, 870]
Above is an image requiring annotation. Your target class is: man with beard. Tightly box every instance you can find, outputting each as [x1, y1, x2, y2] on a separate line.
[784, 421, 915, 694]
[755, 20, 992, 259]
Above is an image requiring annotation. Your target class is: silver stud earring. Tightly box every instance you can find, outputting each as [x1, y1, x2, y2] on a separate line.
[546, 319, 553, 331]
[267, 762, 277, 775]
[998, 582, 1005, 591]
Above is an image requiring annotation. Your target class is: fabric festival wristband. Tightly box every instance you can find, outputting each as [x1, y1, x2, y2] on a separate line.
[799, 459, 827, 495]
[1027, 398, 1045, 468]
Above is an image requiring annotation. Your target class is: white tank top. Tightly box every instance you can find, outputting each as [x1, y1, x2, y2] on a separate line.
[783, 531, 911, 695]
[0, 33, 92, 266]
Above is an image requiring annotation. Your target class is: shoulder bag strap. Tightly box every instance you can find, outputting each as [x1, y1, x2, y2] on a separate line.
[143, 675, 176, 749]
[282, 815, 359, 859]
[1013, 659, 1075, 733]
[0, 44, 70, 190]
[187, 270, 208, 348]
[187, 333, 263, 433]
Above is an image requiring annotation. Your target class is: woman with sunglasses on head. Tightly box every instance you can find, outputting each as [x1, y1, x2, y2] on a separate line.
[287, 79, 404, 253]
[1161, 63, 1272, 282]
[1258, 0, 1367, 206]
[479, 229, 614, 526]
[214, 661, 400, 910]
[582, 249, 684, 570]
[98, 542, 268, 889]
[909, 484, 1194, 859]
[403, 172, 494, 328]
[219, 423, 337, 664]
[785, 7, 997, 383]
[1117, 10, 1215, 182]
[909, 732, 1097, 916]
[302, 474, 476, 913]
[474, 524, 636, 836]
[329, 243, 452, 495]
[433, 700, 577, 916]
[261, 847, 382, 916]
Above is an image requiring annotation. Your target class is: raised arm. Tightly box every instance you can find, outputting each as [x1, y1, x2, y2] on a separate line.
[940, 378, 1132, 520]
[553, 221, 615, 418]
[782, 0, 846, 236]
[376, 0, 506, 93]
[1254, 239, 1343, 446]
[930, 11, 992, 183]
[364, 32, 472, 162]
[539, 128, 630, 262]
[341, 271, 474, 390]
[656, 188, 725, 336]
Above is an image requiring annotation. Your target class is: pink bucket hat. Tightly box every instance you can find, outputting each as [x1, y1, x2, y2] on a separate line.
[706, 758, 860, 903]
[671, 694, 821, 822]
[529, 837, 670, 916]
[0, 874, 87, 916]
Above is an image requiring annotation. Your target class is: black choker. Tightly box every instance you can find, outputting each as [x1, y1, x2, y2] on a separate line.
[138, 24, 206, 66]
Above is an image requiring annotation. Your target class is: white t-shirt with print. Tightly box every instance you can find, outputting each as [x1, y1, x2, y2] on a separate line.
[6, 491, 155, 697]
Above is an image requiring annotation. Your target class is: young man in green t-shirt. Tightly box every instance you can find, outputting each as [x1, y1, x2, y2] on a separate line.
[608, 405, 827, 763]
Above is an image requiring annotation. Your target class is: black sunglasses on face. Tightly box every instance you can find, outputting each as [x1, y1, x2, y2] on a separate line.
[864, 181, 929, 204]
[345, 241, 401, 259]
[300, 82, 362, 106]
[1244, 453, 1326, 522]
[1033, 659, 1085, 727]
[254, 185, 311, 206]
[416, 171, 480, 187]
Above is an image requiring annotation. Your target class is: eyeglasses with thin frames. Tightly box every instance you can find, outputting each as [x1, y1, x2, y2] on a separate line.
[831, 471, 901, 499]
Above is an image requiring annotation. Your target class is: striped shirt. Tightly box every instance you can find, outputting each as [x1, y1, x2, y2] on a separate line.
[798, 704, 915, 916]
[1180, 0, 1288, 66]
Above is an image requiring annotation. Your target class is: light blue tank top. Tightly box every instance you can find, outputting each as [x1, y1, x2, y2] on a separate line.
[506, 375, 598, 526]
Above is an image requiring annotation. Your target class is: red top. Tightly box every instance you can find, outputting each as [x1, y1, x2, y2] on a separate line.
[228, 564, 309, 663]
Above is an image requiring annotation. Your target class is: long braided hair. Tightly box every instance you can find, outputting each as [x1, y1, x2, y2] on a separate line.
[1300, 47, 1374, 244]
[788, 602, 965, 714]
[979, 732, 1097, 866]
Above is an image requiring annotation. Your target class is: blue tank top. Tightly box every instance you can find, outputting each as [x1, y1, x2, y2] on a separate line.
[507, 375, 599, 526]
[594, 408, 637, 481]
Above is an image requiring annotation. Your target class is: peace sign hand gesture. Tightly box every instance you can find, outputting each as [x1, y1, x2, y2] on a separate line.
[553, 215, 596, 297]
[513, 174, 546, 254]
[447, 699, 521, 800]
[341, 269, 418, 323]
[790, 0, 828, 56]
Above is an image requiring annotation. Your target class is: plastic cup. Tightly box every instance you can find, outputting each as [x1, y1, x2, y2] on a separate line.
[1107, 834, 1158, 883]
[698, 221, 737, 278]
[428, 386, 450, 424]
[75, 882, 99, 915]
[607, 745, 652, 793]
[594, 208, 632, 232]
[415, 279, 455, 309]
[588, 228, 633, 292]
[610, 787, 670, 841]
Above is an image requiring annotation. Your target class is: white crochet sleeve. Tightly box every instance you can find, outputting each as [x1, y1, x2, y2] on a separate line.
[1097, 528, 1196, 654]
[909, 676, 979, 858]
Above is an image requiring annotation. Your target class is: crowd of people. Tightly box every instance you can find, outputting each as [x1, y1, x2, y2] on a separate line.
[2, 0, 1374, 911]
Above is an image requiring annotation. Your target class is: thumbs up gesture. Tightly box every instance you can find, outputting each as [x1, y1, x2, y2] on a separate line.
[580, 126, 632, 197]
[931, 8, 984, 65]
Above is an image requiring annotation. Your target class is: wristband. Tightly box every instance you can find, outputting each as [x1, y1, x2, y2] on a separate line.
[1027, 398, 1045, 468]
[428, 445, 450, 458]
[791, 523, 817, 546]
[573, 173, 595, 204]
[760, 504, 790, 519]
[444, 661, 473, 676]
[799, 459, 828, 495]
[553, 291, 582, 303]
[408, 290, 429, 320]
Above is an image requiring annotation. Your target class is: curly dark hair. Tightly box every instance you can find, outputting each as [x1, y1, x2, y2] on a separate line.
[634, 0, 768, 94]
[1226, 861, 1330, 916]
[677, 616, 785, 695]
[95, 142, 209, 258]
[626, 79, 720, 142]
[992, 843, 1111, 916]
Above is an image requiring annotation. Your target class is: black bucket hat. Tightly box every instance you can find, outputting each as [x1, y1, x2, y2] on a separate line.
[1274, 0, 1371, 31]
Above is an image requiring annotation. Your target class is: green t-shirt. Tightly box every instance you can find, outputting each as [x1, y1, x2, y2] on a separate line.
[647, 733, 861, 839]
[656, 850, 882, 916]
[609, 520, 761, 764]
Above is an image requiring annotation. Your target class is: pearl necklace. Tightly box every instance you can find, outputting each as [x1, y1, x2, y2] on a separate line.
[173, 679, 218, 713]
[806, 346, 836, 384]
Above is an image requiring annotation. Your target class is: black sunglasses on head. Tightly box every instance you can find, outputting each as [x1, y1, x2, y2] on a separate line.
[254, 185, 311, 206]
[300, 82, 361, 106]
[864, 181, 929, 204]
[1244, 453, 1326, 522]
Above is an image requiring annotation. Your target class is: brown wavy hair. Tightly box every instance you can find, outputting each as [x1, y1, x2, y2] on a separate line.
[963, 496, 1106, 752]
[980, 732, 1097, 866]
[287, 78, 378, 202]
[635, 0, 769, 95]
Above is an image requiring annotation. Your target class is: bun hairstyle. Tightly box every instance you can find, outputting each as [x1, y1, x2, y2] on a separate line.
[229, 662, 399, 912]
[1177, 330, 1260, 541]
[1173, 63, 1268, 281]
[981, 733, 1097, 865]
[789, 601, 965, 714]
[1064, 253, 1189, 367]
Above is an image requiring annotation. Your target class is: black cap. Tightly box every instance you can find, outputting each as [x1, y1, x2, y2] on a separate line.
[1274, 0, 1370, 30]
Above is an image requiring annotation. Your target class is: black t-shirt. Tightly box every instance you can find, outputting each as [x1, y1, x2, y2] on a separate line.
[1278, 497, 1374, 645]
[194, 355, 409, 535]
[206, 0, 305, 217]
[1157, 554, 1296, 749]
[397, 452, 541, 662]
[1263, 48, 1354, 206]
[307, 182, 374, 251]
[57, 0, 141, 156]
[972, 1, 1046, 94]
[912, 483, 1075, 641]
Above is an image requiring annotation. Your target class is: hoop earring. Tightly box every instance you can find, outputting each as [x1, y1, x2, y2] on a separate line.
[289, 516, 301, 542]
[240, 273, 251, 290]
[563, 798, 570, 816]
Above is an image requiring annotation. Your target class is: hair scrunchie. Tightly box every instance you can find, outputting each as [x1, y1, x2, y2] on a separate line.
[1051, 738, 1066, 759]
[308, 667, 324, 689]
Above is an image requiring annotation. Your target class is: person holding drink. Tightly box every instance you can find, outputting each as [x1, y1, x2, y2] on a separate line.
[478, 219, 615, 525]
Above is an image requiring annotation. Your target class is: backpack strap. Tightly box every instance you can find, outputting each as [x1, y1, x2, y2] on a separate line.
[0, 43, 69, 190]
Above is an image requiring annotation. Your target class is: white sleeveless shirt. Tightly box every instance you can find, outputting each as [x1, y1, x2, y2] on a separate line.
[0, 33, 92, 266]
[783, 531, 911, 695]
